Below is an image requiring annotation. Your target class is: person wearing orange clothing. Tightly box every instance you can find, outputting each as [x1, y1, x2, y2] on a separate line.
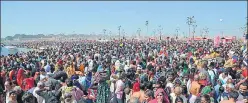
[189, 75, 201, 103]
[79, 63, 85, 74]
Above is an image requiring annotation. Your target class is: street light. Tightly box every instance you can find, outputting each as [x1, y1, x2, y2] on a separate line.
[137, 28, 141, 38]
[153, 29, 156, 38]
[118, 26, 121, 41]
[158, 25, 163, 41]
[220, 19, 224, 38]
[122, 29, 125, 40]
[192, 24, 197, 41]
[146, 21, 149, 36]
[109, 31, 112, 40]
[187, 16, 195, 39]
[175, 27, 180, 39]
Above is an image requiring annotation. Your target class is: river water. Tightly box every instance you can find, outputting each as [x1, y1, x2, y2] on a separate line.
[1, 46, 33, 56]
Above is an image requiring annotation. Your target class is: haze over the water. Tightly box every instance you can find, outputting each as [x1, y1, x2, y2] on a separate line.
[1, 1, 247, 38]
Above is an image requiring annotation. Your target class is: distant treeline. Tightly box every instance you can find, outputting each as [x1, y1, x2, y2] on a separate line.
[4, 33, 115, 40]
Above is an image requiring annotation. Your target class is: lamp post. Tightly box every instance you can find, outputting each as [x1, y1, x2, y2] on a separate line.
[153, 29, 156, 38]
[122, 29, 125, 40]
[220, 19, 224, 39]
[202, 27, 209, 45]
[187, 16, 195, 39]
[158, 25, 163, 41]
[146, 21, 149, 36]
[175, 27, 180, 40]
[137, 28, 141, 38]
[192, 24, 197, 41]
[118, 26, 121, 41]
[109, 31, 112, 40]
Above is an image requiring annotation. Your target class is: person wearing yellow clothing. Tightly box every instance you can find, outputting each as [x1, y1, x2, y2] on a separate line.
[224, 58, 233, 68]
[210, 52, 220, 58]
[66, 62, 76, 78]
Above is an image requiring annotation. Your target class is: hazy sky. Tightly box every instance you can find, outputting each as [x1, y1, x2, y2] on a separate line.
[1, 1, 247, 38]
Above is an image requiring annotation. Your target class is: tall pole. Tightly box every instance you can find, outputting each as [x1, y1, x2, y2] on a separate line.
[220, 19, 224, 37]
[175, 27, 180, 39]
[187, 16, 195, 40]
[109, 31, 112, 40]
[146, 21, 149, 36]
[137, 28, 141, 38]
[153, 29, 156, 38]
[158, 25, 163, 41]
[118, 26, 121, 41]
[192, 24, 197, 41]
[122, 29, 125, 40]
[103, 29, 106, 40]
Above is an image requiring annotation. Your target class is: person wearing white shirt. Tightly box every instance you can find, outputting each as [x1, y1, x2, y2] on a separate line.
[33, 82, 45, 103]
[170, 86, 187, 103]
[219, 72, 232, 84]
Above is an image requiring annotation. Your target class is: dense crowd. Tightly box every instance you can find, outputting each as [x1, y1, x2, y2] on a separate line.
[0, 39, 248, 103]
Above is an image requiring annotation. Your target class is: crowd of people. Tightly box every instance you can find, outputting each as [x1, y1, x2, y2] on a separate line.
[0, 38, 248, 103]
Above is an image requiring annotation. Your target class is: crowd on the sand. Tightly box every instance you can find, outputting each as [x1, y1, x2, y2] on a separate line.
[0, 39, 248, 103]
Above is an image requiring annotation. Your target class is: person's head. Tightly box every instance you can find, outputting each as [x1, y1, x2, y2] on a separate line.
[226, 83, 234, 93]
[144, 90, 154, 102]
[140, 83, 146, 91]
[194, 75, 200, 81]
[65, 78, 73, 87]
[167, 72, 174, 82]
[40, 68, 46, 75]
[22, 92, 36, 103]
[226, 78, 233, 84]
[4, 81, 12, 90]
[37, 82, 45, 89]
[11, 80, 18, 87]
[200, 94, 211, 103]
[119, 74, 126, 82]
[8, 91, 17, 100]
[13, 86, 22, 95]
[64, 93, 73, 103]
[239, 82, 248, 96]
[175, 96, 184, 103]
[155, 89, 165, 102]
[222, 72, 228, 78]
[174, 86, 182, 96]
[183, 74, 189, 81]
[228, 91, 239, 102]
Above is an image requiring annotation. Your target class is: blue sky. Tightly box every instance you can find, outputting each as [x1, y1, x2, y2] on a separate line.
[1, 1, 247, 38]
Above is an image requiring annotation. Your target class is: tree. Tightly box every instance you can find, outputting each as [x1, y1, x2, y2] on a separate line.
[5, 36, 13, 40]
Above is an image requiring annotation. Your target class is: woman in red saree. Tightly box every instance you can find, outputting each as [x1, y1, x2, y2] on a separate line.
[17, 68, 34, 91]
[148, 88, 170, 103]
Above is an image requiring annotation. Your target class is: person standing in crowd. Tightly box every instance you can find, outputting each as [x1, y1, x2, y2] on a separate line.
[115, 74, 126, 103]
[220, 91, 239, 103]
[189, 75, 201, 103]
[33, 82, 45, 103]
